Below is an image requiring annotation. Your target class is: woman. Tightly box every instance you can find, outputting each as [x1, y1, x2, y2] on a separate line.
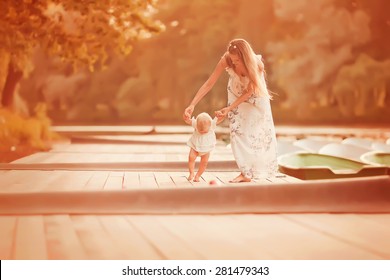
[183, 38, 278, 183]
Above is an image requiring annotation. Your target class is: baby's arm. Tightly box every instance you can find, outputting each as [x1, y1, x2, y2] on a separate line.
[184, 117, 192, 125]
[211, 116, 224, 130]
[212, 115, 225, 125]
[216, 115, 225, 125]
[185, 117, 196, 128]
[184, 115, 196, 126]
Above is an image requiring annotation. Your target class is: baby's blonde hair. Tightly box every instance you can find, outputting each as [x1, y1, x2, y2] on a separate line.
[196, 112, 212, 133]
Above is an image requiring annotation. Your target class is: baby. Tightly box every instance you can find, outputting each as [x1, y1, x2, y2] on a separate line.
[184, 112, 223, 182]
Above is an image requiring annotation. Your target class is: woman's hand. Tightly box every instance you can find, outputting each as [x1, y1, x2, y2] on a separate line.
[183, 105, 194, 121]
[215, 106, 231, 118]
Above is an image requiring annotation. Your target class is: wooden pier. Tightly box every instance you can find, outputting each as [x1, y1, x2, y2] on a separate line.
[0, 126, 389, 259]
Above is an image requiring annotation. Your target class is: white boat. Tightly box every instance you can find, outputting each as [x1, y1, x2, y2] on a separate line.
[372, 142, 390, 152]
[342, 137, 374, 149]
[293, 138, 338, 153]
[319, 143, 371, 162]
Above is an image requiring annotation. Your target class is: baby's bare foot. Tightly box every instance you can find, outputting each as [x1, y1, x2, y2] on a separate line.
[187, 173, 194, 181]
[193, 176, 200, 182]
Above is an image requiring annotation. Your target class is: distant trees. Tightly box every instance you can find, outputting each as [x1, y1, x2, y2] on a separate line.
[266, 0, 390, 119]
[332, 54, 390, 116]
[8, 0, 390, 124]
[266, 0, 368, 115]
[0, 0, 164, 108]
[112, 0, 239, 123]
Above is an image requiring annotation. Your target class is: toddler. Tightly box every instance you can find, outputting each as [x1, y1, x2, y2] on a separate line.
[184, 112, 223, 182]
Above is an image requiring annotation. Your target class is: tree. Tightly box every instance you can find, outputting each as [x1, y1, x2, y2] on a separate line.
[113, 0, 238, 122]
[0, 0, 164, 108]
[265, 0, 371, 117]
[332, 54, 390, 116]
[336, 0, 390, 60]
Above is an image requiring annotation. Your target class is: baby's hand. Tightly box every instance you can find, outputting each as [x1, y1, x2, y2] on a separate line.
[217, 115, 225, 121]
[183, 114, 192, 125]
[215, 115, 225, 124]
[215, 107, 230, 118]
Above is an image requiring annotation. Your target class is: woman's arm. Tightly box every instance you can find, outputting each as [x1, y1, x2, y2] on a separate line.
[215, 83, 254, 118]
[183, 54, 228, 120]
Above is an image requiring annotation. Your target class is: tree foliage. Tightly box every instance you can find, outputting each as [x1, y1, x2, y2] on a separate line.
[13, 0, 390, 124]
[266, 0, 370, 111]
[266, 0, 390, 119]
[0, 0, 165, 73]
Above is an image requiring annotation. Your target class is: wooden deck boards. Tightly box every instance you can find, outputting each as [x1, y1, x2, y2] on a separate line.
[0, 214, 389, 260]
[284, 214, 390, 258]
[0, 169, 297, 192]
[1, 129, 390, 260]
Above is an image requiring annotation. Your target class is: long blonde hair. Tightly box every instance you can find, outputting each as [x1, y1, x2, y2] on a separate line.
[225, 39, 271, 99]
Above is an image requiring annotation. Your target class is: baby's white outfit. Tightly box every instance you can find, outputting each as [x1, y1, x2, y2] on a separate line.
[187, 117, 218, 155]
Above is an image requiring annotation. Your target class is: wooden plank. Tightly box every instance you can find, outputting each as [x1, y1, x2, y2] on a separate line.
[46, 171, 94, 192]
[110, 171, 124, 177]
[202, 173, 225, 186]
[123, 172, 140, 189]
[155, 215, 275, 259]
[154, 172, 176, 189]
[234, 214, 382, 259]
[190, 178, 210, 188]
[278, 173, 302, 182]
[29, 171, 63, 192]
[127, 215, 203, 259]
[284, 214, 390, 258]
[84, 171, 110, 190]
[14, 216, 47, 259]
[104, 173, 124, 191]
[11, 152, 50, 163]
[51, 144, 187, 154]
[0, 170, 34, 191]
[44, 215, 87, 259]
[99, 215, 162, 259]
[164, 153, 181, 161]
[0, 170, 105, 192]
[254, 178, 272, 184]
[358, 214, 390, 229]
[0, 216, 17, 259]
[213, 172, 235, 186]
[170, 172, 193, 188]
[0, 171, 27, 192]
[2, 170, 59, 193]
[71, 215, 124, 259]
[52, 125, 154, 134]
[139, 172, 159, 189]
[266, 176, 286, 184]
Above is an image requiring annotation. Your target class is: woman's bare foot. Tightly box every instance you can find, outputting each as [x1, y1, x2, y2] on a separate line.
[193, 176, 200, 182]
[187, 173, 194, 181]
[229, 173, 251, 183]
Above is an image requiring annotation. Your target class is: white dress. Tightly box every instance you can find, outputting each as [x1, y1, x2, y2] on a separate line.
[226, 67, 278, 179]
[187, 117, 218, 154]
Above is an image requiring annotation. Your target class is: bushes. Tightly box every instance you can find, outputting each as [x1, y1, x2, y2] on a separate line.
[0, 103, 62, 151]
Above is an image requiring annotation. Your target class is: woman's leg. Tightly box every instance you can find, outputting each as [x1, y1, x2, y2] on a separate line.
[187, 148, 198, 181]
[194, 152, 210, 182]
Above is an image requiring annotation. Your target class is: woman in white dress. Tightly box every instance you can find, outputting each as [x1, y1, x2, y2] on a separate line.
[183, 38, 278, 183]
